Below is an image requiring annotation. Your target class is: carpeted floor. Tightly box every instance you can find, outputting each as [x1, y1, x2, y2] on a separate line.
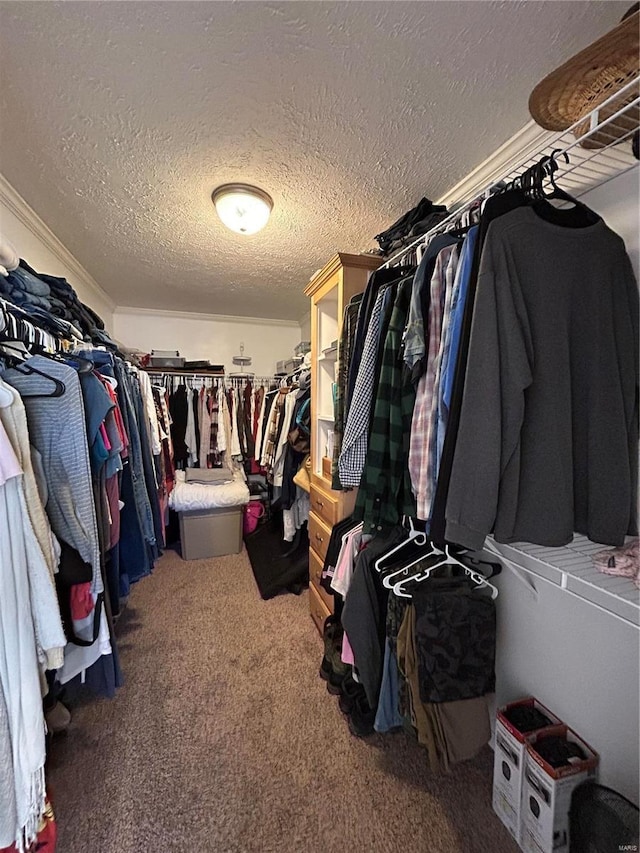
[48, 548, 519, 853]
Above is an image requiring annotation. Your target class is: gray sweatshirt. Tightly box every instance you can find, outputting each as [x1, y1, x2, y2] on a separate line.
[446, 206, 639, 549]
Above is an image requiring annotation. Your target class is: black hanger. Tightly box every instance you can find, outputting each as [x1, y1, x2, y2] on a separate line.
[530, 151, 600, 227]
[57, 352, 94, 375]
[459, 552, 503, 580]
[0, 344, 66, 397]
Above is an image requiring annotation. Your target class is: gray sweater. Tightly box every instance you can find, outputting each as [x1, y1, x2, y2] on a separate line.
[446, 206, 639, 549]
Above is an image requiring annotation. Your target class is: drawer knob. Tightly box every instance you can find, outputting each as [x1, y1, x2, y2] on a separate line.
[315, 533, 323, 543]
[316, 500, 324, 509]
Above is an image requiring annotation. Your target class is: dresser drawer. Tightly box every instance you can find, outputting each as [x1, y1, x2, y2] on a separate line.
[309, 579, 331, 636]
[308, 512, 332, 563]
[309, 547, 334, 612]
[310, 483, 339, 527]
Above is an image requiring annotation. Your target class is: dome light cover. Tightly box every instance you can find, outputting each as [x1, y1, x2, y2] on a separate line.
[211, 183, 273, 235]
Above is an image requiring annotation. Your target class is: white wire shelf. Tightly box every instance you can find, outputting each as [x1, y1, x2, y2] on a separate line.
[382, 74, 640, 270]
[501, 74, 639, 201]
[486, 536, 640, 630]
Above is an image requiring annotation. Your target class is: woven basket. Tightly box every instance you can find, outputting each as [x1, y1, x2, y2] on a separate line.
[529, 9, 639, 149]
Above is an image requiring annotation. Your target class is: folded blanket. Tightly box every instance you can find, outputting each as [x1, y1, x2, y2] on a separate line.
[185, 468, 232, 485]
[169, 469, 249, 511]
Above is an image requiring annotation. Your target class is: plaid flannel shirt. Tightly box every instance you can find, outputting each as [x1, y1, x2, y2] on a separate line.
[409, 244, 459, 521]
[338, 288, 387, 487]
[355, 278, 416, 531]
[331, 294, 363, 490]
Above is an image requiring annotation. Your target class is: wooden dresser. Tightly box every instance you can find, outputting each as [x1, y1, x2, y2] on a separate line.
[303, 252, 381, 635]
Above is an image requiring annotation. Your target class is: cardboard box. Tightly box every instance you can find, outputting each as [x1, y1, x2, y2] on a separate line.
[520, 726, 599, 853]
[492, 698, 563, 844]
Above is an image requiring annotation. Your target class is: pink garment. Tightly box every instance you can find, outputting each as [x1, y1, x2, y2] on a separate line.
[105, 474, 121, 549]
[341, 632, 355, 666]
[101, 377, 129, 458]
[331, 524, 364, 599]
[99, 422, 111, 452]
[70, 582, 94, 620]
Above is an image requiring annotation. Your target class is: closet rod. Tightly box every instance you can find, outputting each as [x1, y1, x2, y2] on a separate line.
[0, 296, 69, 354]
[142, 368, 225, 378]
[143, 369, 276, 384]
[380, 73, 640, 271]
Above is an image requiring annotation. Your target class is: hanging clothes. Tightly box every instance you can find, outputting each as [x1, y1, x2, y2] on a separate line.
[184, 387, 198, 467]
[445, 206, 639, 549]
[409, 243, 460, 522]
[0, 422, 52, 853]
[169, 384, 189, 467]
[335, 525, 494, 768]
[3, 358, 104, 634]
[331, 293, 363, 489]
[403, 232, 460, 379]
[354, 277, 416, 532]
[429, 189, 527, 542]
[338, 287, 387, 488]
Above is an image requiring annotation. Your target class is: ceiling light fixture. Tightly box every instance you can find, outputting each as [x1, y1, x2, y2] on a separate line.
[211, 183, 273, 235]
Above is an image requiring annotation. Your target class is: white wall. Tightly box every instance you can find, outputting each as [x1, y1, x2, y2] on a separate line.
[494, 167, 640, 805]
[113, 307, 301, 377]
[0, 174, 115, 330]
[582, 167, 639, 278]
[299, 310, 311, 344]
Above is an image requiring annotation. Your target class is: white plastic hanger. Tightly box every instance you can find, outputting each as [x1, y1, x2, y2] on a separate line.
[382, 541, 444, 589]
[374, 517, 427, 573]
[393, 544, 499, 599]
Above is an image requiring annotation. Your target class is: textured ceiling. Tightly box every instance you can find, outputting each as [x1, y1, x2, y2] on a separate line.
[0, 1, 627, 320]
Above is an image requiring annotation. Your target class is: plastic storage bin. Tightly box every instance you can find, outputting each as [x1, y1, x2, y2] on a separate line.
[178, 506, 243, 559]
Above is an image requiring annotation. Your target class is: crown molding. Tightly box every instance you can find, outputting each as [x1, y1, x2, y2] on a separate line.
[304, 251, 380, 296]
[436, 120, 554, 209]
[114, 305, 301, 327]
[0, 173, 116, 311]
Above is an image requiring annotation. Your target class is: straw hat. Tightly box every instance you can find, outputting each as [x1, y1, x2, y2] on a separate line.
[529, 5, 639, 149]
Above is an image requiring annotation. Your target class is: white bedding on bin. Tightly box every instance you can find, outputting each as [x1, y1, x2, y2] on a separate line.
[169, 469, 250, 511]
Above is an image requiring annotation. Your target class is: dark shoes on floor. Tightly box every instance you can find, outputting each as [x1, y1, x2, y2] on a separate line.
[319, 616, 349, 694]
[347, 693, 376, 738]
[319, 617, 375, 738]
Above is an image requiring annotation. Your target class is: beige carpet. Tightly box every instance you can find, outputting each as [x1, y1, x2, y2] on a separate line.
[48, 548, 519, 853]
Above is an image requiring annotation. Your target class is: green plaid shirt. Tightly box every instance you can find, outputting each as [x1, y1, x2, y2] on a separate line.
[355, 277, 416, 531]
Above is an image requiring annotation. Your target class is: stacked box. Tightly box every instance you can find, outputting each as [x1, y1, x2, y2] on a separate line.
[520, 726, 598, 853]
[493, 698, 562, 844]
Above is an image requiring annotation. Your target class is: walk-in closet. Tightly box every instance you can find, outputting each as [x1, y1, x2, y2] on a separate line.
[0, 2, 638, 852]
